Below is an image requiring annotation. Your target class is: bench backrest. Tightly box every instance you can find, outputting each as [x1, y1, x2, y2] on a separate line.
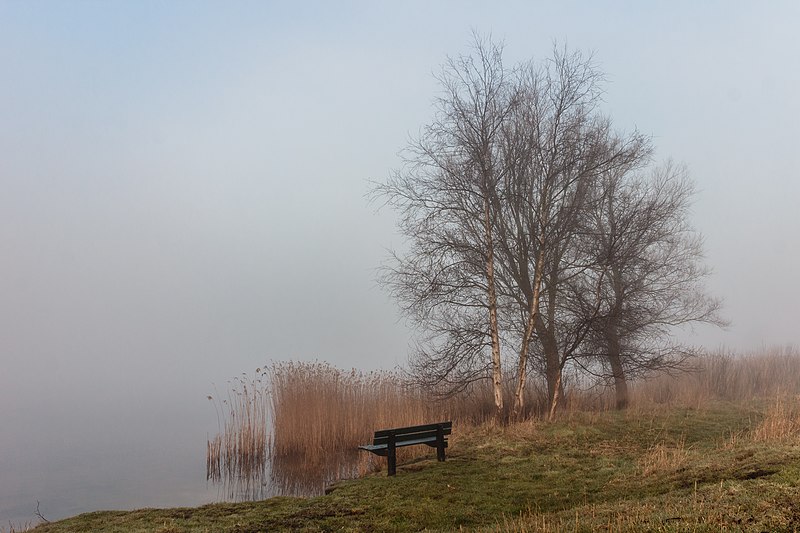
[372, 421, 452, 446]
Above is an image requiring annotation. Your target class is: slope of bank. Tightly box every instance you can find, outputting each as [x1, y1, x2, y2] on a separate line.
[27, 403, 800, 532]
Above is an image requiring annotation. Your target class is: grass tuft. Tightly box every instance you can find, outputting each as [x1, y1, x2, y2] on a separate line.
[753, 394, 800, 442]
[0, 523, 34, 533]
[637, 437, 690, 477]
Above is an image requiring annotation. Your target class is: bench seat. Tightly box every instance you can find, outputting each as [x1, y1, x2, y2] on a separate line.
[358, 436, 448, 456]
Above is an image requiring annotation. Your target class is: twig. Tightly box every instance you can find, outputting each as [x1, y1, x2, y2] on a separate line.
[35, 501, 50, 524]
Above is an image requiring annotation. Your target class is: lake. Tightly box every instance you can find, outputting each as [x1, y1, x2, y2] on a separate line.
[0, 390, 355, 527]
[1, 390, 232, 526]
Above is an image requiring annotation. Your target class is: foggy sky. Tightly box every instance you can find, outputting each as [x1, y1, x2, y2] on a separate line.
[2, 2, 799, 438]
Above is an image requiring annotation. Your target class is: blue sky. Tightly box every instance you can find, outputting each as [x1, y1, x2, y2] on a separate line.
[1, 0, 799, 443]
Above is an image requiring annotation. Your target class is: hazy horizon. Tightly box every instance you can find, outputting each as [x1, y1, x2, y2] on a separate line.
[2, 1, 799, 524]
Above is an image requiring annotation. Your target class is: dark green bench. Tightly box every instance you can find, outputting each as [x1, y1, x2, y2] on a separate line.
[358, 421, 452, 476]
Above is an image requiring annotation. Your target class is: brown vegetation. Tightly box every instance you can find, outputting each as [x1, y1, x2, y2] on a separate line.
[630, 345, 800, 407]
[205, 374, 269, 499]
[206, 346, 800, 500]
[753, 394, 800, 443]
[0, 523, 33, 533]
[374, 37, 722, 422]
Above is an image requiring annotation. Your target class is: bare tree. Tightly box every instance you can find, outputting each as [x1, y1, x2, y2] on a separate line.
[491, 48, 649, 418]
[584, 161, 725, 409]
[376, 37, 720, 422]
[374, 37, 516, 421]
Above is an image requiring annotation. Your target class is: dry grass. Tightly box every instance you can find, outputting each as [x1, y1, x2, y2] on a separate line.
[489, 482, 800, 533]
[206, 347, 800, 500]
[267, 361, 504, 492]
[638, 438, 690, 477]
[629, 345, 800, 408]
[206, 373, 269, 499]
[1, 523, 34, 533]
[206, 362, 498, 497]
[753, 394, 800, 442]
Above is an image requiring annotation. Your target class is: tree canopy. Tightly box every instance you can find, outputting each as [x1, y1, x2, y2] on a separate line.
[375, 36, 722, 420]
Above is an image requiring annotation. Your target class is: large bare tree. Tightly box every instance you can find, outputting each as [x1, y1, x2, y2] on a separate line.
[491, 48, 649, 418]
[375, 37, 516, 421]
[376, 37, 720, 421]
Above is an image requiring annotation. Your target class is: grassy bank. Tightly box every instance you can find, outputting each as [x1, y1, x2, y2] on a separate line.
[25, 399, 800, 532]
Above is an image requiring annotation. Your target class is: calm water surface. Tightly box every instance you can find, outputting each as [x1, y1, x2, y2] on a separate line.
[1, 395, 225, 526]
[0, 399, 356, 526]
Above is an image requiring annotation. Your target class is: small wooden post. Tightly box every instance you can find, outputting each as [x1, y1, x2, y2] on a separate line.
[436, 424, 446, 462]
[387, 431, 397, 476]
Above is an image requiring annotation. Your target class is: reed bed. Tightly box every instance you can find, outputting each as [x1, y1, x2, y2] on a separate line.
[206, 374, 270, 499]
[207, 361, 504, 498]
[630, 345, 800, 408]
[269, 362, 429, 463]
[207, 347, 800, 499]
[267, 361, 496, 491]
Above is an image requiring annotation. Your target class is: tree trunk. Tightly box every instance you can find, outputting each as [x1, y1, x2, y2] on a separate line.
[546, 351, 563, 412]
[538, 276, 563, 413]
[606, 313, 628, 410]
[484, 196, 504, 423]
[607, 268, 628, 410]
[548, 370, 563, 421]
[609, 352, 628, 410]
[512, 247, 545, 421]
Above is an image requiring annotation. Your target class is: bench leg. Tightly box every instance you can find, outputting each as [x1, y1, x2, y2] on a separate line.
[387, 432, 397, 476]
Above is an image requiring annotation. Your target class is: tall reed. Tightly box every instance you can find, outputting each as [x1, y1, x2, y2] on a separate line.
[206, 373, 269, 499]
[0, 523, 33, 533]
[753, 394, 800, 442]
[630, 345, 800, 407]
[207, 347, 800, 498]
[207, 361, 500, 497]
[267, 361, 475, 491]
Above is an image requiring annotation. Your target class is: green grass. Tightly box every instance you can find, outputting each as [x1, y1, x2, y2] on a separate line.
[26, 403, 800, 532]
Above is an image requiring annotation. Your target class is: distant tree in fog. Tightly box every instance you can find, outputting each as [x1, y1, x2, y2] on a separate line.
[582, 161, 725, 409]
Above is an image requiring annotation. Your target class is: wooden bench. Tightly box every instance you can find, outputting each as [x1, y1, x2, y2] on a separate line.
[358, 421, 452, 476]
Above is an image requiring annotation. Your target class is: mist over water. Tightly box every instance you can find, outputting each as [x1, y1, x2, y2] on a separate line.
[2, 443, 205, 525]
[2, 2, 799, 526]
[0, 386, 220, 524]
